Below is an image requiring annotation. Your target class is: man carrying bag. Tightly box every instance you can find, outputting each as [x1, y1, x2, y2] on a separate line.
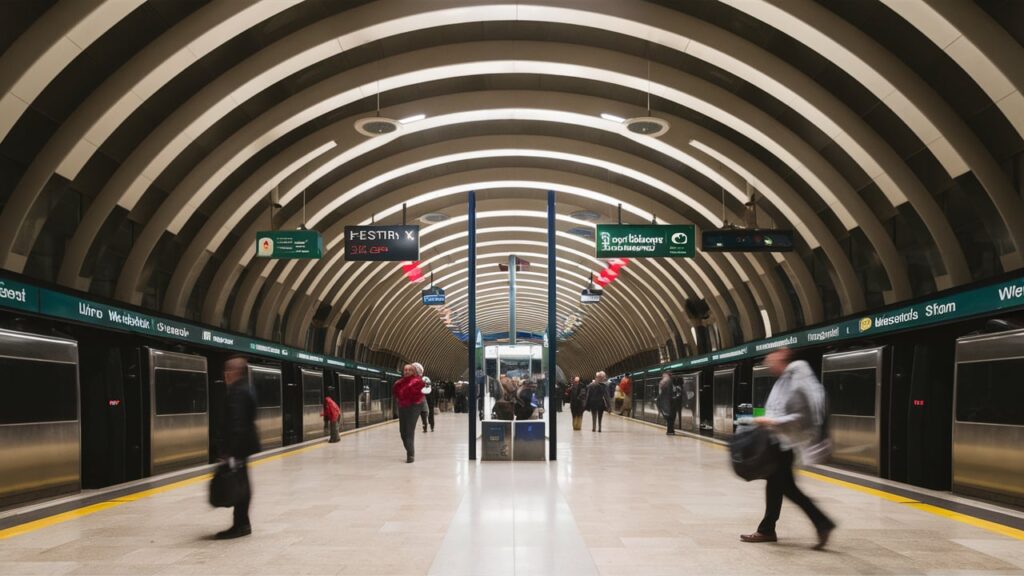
[210, 355, 261, 539]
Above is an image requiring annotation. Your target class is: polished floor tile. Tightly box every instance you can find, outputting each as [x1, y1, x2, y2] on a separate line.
[0, 412, 1021, 575]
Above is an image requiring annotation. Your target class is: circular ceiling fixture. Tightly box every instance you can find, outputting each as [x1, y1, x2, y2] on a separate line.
[354, 116, 400, 136]
[624, 116, 670, 137]
[569, 210, 601, 222]
[567, 226, 595, 239]
[419, 212, 450, 223]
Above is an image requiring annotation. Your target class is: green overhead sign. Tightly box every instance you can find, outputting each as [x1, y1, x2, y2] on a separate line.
[643, 274, 1024, 374]
[256, 230, 323, 259]
[595, 224, 695, 258]
[0, 275, 391, 375]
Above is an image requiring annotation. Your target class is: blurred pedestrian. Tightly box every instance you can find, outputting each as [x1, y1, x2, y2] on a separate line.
[569, 376, 586, 431]
[393, 363, 426, 463]
[323, 395, 341, 443]
[420, 376, 436, 432]
[585, 371, 610, 432]
[216, 355, 260, 539]
[657, 372, 675, 435]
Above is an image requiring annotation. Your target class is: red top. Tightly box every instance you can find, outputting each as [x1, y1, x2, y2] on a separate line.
[322, 397, 340, 422]
[393, 375, 426, 408]
[619, 377, 632, 396]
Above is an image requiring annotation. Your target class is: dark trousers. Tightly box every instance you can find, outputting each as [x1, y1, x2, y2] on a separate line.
[590, 409, 604, 431]
[419, 405, 434, 430]
[665, 413, 675, 434]
[758, 450, 833, 534]
[233, 460, 251, 528]
[398, 404, 422, 458]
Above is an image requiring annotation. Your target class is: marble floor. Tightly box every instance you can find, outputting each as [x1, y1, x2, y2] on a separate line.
[1, 412, 1022, 575]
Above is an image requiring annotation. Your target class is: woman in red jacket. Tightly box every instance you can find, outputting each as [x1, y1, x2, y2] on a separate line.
[393, 362, 426, 463]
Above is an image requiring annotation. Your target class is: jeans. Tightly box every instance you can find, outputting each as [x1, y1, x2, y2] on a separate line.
[665, 412, 675, 434]
[758, 450, 834, 534]
[419, 405, 435, 430]
[398, 403, 424, 458]
[233, 460, 250, 528]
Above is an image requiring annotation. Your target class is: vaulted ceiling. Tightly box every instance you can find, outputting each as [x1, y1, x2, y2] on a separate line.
[1, 0, 1022, 379]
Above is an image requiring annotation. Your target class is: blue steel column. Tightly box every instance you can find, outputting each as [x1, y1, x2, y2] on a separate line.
[468, 191, 477, 461]
[547, 190, 557, 460]
[508, 254, 517, 344]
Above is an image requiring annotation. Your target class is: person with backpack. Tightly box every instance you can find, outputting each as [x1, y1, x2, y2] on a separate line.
[741, 348, 835, 550]
[657, 372, 675, 435]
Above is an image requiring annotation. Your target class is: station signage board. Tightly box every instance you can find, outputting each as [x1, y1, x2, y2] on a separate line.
[701, 228, 794, 252]
[422, 286, 446, 306]
[580, 288, 602, 304]
[344, 225, 419, 261]
[255, 230, 323, 259]
[595, 224, 695, 258]
[0, 274, 392, 376]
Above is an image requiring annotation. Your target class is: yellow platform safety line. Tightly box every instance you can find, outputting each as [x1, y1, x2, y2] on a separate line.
[626, 415, 1024, 541]
[0, 442, 327, 540]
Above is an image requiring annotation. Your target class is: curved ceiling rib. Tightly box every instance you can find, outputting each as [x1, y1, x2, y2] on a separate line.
[1, 0, 1021, 376]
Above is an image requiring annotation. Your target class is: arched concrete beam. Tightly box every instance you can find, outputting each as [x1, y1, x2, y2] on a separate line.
[107, 41, 908, 305]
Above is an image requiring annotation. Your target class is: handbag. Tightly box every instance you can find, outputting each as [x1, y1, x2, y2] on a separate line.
[209, 461, 248, 508]
[729, 425, 782, 481]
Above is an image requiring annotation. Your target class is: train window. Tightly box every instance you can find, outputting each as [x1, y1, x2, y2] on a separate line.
[753, 376, 775, 408]
[154, 369, 207, 415]
[337, 374, 357, 402]
[956, 359, 1024, 425]
[0, 357, 77, 424]
[302, 374, 323, 406]
[252, 370, 282, 408]
[822, 369, 876, 416]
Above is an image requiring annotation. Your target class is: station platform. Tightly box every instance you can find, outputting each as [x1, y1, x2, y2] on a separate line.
[1, 413, 1022, 576]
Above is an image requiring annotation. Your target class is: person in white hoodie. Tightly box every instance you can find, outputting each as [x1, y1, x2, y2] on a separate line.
[740, 348, 835, 550]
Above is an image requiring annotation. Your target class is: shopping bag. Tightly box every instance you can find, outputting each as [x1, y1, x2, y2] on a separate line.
[209, 462, 247, 508]
[729, 425, 782, 481]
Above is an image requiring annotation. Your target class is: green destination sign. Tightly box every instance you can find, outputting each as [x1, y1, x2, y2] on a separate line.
[595, 224, 696, 258]
[256, 230, 323, 259]
[641, 274, 1024, 374]
[0, 275, 389, 375]
[0, 278, 38, 312]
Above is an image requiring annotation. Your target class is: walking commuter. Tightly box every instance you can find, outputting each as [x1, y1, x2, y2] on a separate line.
[323, 394, 341, 443]
[216, 355, 260, 539]
[420, 376, 436, 432]
[657, 372, 675, 435]
[585, 372, 610, 432]
[569, 376, 586, 430]
[741, 348, 835, 549]
[393, 363, 426, 463]
[618, 375, 633, 417]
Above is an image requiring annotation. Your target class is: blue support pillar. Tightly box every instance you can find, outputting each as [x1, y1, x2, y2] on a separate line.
[468, 191, 477, 461]
[547, 190, 557, 460]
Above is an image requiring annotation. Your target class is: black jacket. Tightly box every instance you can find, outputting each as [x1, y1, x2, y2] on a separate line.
[585, 382, 609, 412]
[222, 380, 261, 459]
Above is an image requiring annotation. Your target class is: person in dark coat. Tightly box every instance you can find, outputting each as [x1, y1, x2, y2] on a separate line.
[585, 371, 610, 432]
[420, 376, 436, 432]
[657, 372, 675, 435]
[217, 355, 260, 539]
[569, 376, 586, 430]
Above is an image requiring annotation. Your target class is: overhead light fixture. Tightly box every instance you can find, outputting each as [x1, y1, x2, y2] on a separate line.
[354, 76, 400, 136]
[419, 212, 450, 223]
[624, 60, 670, 138]
[600, 113, 625, 123]
[398, 114, 426, 124]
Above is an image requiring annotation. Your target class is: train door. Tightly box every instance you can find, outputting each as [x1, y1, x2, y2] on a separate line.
[248, 365, 283, 450]
[644, 376, 659, 424]
[146, 348, 209, 476]
[698, 369, 713, 436]
[952, 328, 1024, 506]
[821, 347, 886, 476]
[282, 366, 302, 446]
[300, 368, 325, 441]
[712, 367, 736, 439]
[889, 333, 954, 489]
[677, 371, 699, 433]
[336, 371, 358, 430]
[79, 332, 129, 488]
[0, 328, 81, 508]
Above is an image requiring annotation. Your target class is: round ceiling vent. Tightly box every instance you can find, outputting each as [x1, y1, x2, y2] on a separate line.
[568, 227, 595, 239]
[569, 210, 601, 222]
[419, 212, 450, 223]
[624, 116, 670, 137]
[354, 116, 400, 136]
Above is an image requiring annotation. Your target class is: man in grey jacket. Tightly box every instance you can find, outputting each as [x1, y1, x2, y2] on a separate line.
[741, 348, 835, 549]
